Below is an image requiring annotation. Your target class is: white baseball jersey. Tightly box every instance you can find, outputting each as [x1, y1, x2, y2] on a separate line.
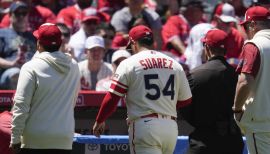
[109, 50, 192, 120]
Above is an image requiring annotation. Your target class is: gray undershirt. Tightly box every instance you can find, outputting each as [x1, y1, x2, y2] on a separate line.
[90, 71, 98, 90]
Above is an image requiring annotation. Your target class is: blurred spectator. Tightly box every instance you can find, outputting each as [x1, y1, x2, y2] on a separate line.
[97, 23, 117, 63]
[184, 23, 214, 70]
[162, 0, 207, 59]
[95, 0, 126, 15]
[57, 0, 93, 34]
[155, 0, 181, 24]
[227, 0, 247, 19]
[94, 0, 156, 15]
[38, 0, 70, 15]
[0, 0, 12, 10]
[79, 36, 112, 90]
[0, 1, 36, 89]
[0, 111, 12, 154]
[0, 0, 12, 21]
[143, 0, 158, 10]
[96, 49, 131, 107]
[214, 3, 245, 67]
[111, 33, 129, 50]
[68, 13, 100, 61]
[57, 0, 110, 34]
[0, 0, 57, 32]
[211, 2, 238, 26]
[161, 13, 190, 59]
[110, 0, 163, 50]
[56, 22, 77, 61]
[96, 49, 131, 92]
[182, 0, 207, 27]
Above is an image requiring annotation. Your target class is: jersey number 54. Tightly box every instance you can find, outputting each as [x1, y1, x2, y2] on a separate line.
[144, 74, 175, 100]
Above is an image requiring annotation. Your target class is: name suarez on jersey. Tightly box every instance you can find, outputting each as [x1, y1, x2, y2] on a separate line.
[139, 58, 173, 70]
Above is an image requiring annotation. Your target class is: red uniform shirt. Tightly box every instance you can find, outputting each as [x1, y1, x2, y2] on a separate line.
[96, 0, 155, 11]
[236, 43, 261, 78]
[224, 27, 245, 59]
[97, 0, 126, 12]
[0, 111, 12, 154]
[161, 15, 190, 57]
[0, 5, 56, 32]
[57, 5, 110, 34]
[57, 5, 82, 34]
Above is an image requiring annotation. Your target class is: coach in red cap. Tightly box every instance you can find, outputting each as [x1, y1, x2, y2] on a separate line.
[93, 25, 192, 154]
[10, 23, 80, 154]
[33, 23, 62, 47]
[180, 29, 244, 154]
[234, 6, 270, 154]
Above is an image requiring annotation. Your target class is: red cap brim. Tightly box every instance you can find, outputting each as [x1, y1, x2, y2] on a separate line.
[82, 16, 100, 23]
[200, 37, 206, 43]
[33, 30, 39, 39]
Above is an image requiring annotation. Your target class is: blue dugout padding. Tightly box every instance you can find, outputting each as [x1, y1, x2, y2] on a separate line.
[73, 135, 248, 154]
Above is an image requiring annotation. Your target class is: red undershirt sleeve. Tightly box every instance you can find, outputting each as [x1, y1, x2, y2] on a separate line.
[96, 92, 121, 123]
[177, 97, 192, 109]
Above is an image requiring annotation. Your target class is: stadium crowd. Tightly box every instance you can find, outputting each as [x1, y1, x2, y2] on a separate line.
[0, 0, 263, 90]
[1, 0, 270, 154]
[0, 0, 268, 90]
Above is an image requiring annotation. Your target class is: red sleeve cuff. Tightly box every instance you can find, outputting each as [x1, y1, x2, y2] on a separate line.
[177, 97, 192, 109]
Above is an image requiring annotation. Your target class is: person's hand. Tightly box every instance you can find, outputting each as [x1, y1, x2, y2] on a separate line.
[15, 57, 25, 66]
[10, 143, 21, 154]
[92, 121, 105, 138]
[13, 52, 26, 67]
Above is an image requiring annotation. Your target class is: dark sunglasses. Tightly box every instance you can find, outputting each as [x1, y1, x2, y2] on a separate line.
[84, 20, 98, 25]
[14, 11, 28, 17]
[62, 32, 70, 38]
[102, 34, 114, 39]
[242, 22, 251, 32]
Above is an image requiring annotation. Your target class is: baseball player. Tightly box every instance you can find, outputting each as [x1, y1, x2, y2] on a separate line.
[92, 25, 192, 154]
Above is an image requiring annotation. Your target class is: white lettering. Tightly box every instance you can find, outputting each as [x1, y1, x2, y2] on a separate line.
[109, 144, 116, 151]
[122, 144, 129, 151]
[104, 144, 129, 151]
[0, 97, 13, 103]
[116, 144, 122, 150]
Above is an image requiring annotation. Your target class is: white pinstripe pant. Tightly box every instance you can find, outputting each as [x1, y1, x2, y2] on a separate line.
[128, 117, 178, 154]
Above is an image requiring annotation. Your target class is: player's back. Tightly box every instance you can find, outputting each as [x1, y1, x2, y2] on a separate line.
[119, 50, 187, 120]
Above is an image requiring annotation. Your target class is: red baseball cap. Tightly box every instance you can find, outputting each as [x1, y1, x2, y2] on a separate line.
[81, 7, 100, 23]
[129, 25, 153, 41]
[240, 6, 270, 25]
[82, 15, 100, 23]
[111, 34, 129, 49]
[201, 29, 228, 48]
[33, 23, 62, 46]
[126, 25, 153, 49]
[214, 3, 237, 23]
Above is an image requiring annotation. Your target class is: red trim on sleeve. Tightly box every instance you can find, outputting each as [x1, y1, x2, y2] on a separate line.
[112, 80, 128, 88]
[177, 97, 192, 109]
[110, 83, 127, 94]
[96, 92, 121, 123]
